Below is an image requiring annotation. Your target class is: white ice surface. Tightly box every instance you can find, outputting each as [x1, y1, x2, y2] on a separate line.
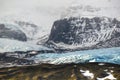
[0, 38, 51, 52]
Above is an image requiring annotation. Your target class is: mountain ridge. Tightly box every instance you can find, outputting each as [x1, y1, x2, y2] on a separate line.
[47, 17, 120, 50]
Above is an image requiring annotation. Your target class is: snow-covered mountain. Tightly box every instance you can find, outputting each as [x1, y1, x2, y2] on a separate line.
[0, 0, 120, 51]
[47, 17, 120, 50]
[0, 20, 50, 45]
[0, 0, 59, 44]
[0, 24, 27, 41]
[45, 0, 120, 50]
[0, 0, 120, 44]
[0, 1, 120, 80]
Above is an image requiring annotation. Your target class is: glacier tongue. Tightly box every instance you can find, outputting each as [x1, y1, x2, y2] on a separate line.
[0, 38, 51, 52]
[30, 47, 120, 65]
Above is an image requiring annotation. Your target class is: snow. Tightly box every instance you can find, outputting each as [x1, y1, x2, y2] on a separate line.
[0, 0, 62, 42]
[49, 41, 98, 49]
[98, 63, 105, 66]
[4, 24, 20, 31]
[110, 70, 114, 73]
[0, 38, 51, 52]
[0, 0, 120, 66]
[104, 69, 108, 72]
[48, 17, 118, 49]
[0, 0, 119, 44]
[30, 47, 120, 65]
[80, 70, 94, 79]
[97, 72, 116, 80]
[0, 0, 74, 40]
[0, 0, 119, 31]
[0, 21, 50, 44]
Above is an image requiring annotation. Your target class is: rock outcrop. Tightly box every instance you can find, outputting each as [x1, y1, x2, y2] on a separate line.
[0, 24, 27, 41]
[47, 17, 120, 50]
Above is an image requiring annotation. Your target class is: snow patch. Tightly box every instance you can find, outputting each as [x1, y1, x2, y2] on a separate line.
[80, 70, 94, 79]
[97, 72, 116, 80]
[98, 63, 105, 66]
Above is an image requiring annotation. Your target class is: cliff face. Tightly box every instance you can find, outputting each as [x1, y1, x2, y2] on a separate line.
[47, 17, 120, 50]
[0, 24, 27, 41]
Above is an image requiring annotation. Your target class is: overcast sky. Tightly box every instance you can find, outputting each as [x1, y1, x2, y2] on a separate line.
[0, 0, 73, 12]
[0, 0, 120, 26]
[0, 0, 119, 14]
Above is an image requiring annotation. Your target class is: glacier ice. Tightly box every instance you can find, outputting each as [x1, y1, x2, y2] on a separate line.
[30, 47, 120, 65]
[0, 38, 52, 52]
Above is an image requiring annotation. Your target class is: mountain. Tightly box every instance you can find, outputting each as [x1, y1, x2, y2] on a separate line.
[44, 0, 120, 50]
[0, 20, 50, 44]
[0, 24, 27, 41]
[0, 0, 120, 45]
[46, 17, 120, 50]
[14, 21, 38, 40]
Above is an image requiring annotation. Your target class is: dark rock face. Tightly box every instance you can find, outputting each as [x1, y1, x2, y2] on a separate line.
[15, 21, 39, 40]
[47, 17, 120, 49]
[0, 24, 27, 41]
[49, 19, 72, 44]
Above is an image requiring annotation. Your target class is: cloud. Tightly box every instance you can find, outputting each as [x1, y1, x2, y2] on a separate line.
[0, 0, 120, 27]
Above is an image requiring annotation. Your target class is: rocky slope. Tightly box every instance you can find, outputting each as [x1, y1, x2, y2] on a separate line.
[0, 24, 27, 41]
[0, 63, 119, 80]
[47, 17, 120, 50]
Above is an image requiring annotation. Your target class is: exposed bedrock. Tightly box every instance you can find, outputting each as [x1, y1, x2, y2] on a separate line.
[47, 17, 120, 50]
[0, 24, 27, 41]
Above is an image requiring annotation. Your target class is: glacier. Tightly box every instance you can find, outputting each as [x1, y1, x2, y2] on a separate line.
[0, 0, 120, 66]
[30, 47, 120, 65]
[0, 38, 52, 52]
